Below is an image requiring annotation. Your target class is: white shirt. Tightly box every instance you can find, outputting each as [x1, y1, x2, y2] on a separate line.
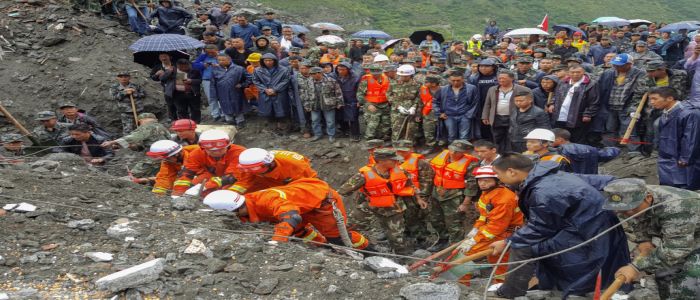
[557, 78, 584, 122]
[496, 88, 513, 116]
[280, 36, 293, 51]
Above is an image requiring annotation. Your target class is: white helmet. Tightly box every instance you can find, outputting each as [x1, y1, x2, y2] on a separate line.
[146, 140, 183, 159]
[396, 64, 416, 76]
[238, 148, 275, 172]
[524, 128, 555, 142]
[198, 129, 230, 150]
[472, 34, 483, 41]
[203, 190, 246, 211]
[373, 54, 389, 62]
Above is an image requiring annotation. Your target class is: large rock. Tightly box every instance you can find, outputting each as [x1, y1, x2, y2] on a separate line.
[95, 258, 165, 292]
[363, 256, 408, 278]
[171, 197, 197, 211]
[106, 222, 140, 240]
[253, 278, 278, 295]
[399, 283, 460, 300]
[67, 219, 95, 230]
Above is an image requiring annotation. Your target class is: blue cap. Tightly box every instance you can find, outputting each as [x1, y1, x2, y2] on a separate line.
[611, 53, 632, 66]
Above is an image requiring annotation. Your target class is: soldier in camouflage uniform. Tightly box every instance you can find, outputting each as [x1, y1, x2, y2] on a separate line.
[419, 75, 442, 153]
[603, 178, 700, 300]
[31, 111, 69, 152]
[514, 57, 539, 88]
[630, 41, 663, 70]
[101, 113, 171, 179]
[338, 149, 416, 254]
[109, 71, 145, 135]
[387, 64, 422, 142]
[349, 139, 385, 234]
[0, 133, 27, 166]
[427, 140, 480, 251]
[394, 140, 434, 248]
[299, 67, 344, 142]
[305, 42, 328, 66]
[427, 66, 450, 85]
[383, 64, 398, 82]
[357, 64, 392, 141]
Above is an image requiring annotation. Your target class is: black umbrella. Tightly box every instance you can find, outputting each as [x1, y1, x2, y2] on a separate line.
[409, 30, 444, 45]
[133, 50, 190, 68]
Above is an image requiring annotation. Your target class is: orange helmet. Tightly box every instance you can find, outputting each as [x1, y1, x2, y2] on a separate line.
[473, 166, 498, 179]
[170, 119, 197, 131]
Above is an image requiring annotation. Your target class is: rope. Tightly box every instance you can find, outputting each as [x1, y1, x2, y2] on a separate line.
[483, 240, 511, 300]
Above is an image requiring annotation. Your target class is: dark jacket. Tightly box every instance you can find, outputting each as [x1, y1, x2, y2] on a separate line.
[334, 62, 361, 121]
[149, 6, 192, 33]
[552, 74, 600, 128]
[587, 44, 618, 66]
[432, 83, 480, 117]
[509, 161, 630, 297]
[58, 113, 112, 139]
[160, 67, 202, 98]
[59, 134, 114, 161]
[482, 84, 532, 124]
[559, 143, 620, 174]
[656, 101, 700, 190]
[255, 18, 283, 37]
[210, 64, 250, 115]
[250, 36, 275, 55]
[552, 45, 578, 60]
[225, 48, 253, 67]
[532, 75, 559, 109]
[252, 53, 293, 118]
[509, 105, 550, 143]
[230, 23, 261, 49]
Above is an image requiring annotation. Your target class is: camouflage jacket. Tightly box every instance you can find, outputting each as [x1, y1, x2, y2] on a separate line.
[299, 75, 343, 111]
[516, 69, 539, 83]
[387, 79, 422, 114]
[628, 185, 700, 273]
[109, 82, 146, 113]
[630, 51, 663, 69]
[433, 159, 480, 200]
[415, 159, 435, 198]
[32, 123, 69, 146]
[646, 69, 689, 101]
[356, 75, 391, 107]
[114, 122, 171, 150]
[337, 166, 412, 216]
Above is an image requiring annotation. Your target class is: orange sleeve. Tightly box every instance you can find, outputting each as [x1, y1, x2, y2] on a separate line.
[474, 190, 518, 243]
[152, 161, 180, 194]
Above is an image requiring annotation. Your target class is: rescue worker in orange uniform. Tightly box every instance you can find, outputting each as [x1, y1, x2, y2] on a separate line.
[339, 149, 426, 254]
[419, 75, 441, 154]
[146, 140, 200, 195]
[229, 148, 317, 194]
[395, 139, 435, 248]
[523, 128, 572, 172]
[203, 178, 369, 250]
[357, 64, 392, 140]
[428, 140, 480, 251]
[319, 44, 346, 66]
[171, 129, 251, 197]
[455, 166, 524, 285]
[170, 119, 199, 146]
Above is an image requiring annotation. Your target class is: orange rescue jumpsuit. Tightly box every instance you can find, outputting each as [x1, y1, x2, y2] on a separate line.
[240, 178, 368, 249]
[152, 145, 199, 194]
[229, 150, 317, 194]
[460, 186, 524, 284]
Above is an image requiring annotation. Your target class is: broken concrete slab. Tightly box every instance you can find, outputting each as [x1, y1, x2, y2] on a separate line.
[95, 258, 164, 292]
[3, 202, 37, 212]
[85, 252, 113, 262]
[399, 283, 460, 300]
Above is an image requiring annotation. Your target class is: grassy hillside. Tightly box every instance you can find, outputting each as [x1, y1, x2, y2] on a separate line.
[259, 0, 699, 40]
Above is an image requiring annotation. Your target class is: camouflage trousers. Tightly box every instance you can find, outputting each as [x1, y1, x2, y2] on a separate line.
[390, 112, 418, 142]
[657, 252, 700, 299]
[369, 199, 408, 254]
[429, 188, 467, 243]
[363, 104, 391, 140]
[120, 113, 138, 135]
[403, 196, 431, 242]
[131, 158, 160, 178]
[421, 114, 438, 147]
[349, 194, 378, 232]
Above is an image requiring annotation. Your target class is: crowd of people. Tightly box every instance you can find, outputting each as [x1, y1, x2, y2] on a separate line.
[2, 2, 700, 299]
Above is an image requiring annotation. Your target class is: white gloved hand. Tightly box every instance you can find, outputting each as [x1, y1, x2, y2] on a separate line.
[466, 228, 478, 239]
[397, 106, 408, 114]
[630, 112, 636, 118]
[184, 184, 202, 197]
[457, 238, 477, 252]
[408, 107, 416, 115]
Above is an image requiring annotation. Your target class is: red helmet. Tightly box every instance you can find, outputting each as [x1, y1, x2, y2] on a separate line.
[170, 119, 197, 131]
[472, 166, 498, 179]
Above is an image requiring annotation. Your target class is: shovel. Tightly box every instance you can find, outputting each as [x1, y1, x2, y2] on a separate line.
[430, 249, 492, 279]
[601, 275, 626, 300]
[408, 241, 460, 272]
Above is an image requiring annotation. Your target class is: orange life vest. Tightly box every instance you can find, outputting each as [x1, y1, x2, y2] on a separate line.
[363, 74, 390, 103]
[361, 167, 414, 207]
[419, 85, 433, 116]
[430, 150, 478, 189]
[421, 53, 431, 68]
[400, 153, 425, 189]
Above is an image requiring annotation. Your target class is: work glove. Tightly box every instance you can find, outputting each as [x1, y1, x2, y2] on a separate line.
[397, 106, 409, 114]
[203, 177, 223, 193]
[457, 238, 477, 252]
[466, 228, 478, 239]
[272, 222, 295, 243]
[407, 107, 416, 115]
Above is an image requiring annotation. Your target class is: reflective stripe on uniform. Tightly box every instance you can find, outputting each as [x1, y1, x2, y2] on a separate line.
[478, 216, 487, 222]
[173, 180, 192, 187]
[301, 230, 318, 242]
[268, 188, 287, 199]
[228, 185, 246, 193]
[152, 187, 168, 194]
[482, 229, 496, 239]
[514, 207, 521, 213]
[477, 200, 487, 210]
[353, 235, 368, 248]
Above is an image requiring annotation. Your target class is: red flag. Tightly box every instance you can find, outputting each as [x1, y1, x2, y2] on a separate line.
[538, 14, 549, 32]
[593, 269, 602, 300]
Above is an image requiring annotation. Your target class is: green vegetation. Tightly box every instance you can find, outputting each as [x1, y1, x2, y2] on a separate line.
[259, 0, 699, 40]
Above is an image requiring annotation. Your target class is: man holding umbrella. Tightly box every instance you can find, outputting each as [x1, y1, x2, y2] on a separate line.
[419, 34, 441, 53]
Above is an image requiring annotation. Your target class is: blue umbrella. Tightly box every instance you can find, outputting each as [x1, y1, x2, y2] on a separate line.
[658, 21, 700, 33]
[552, 24, 585, 36]
[592, 16, 630, 27]
[351, 30, 392, 40]
[283, 24, 309, 33]
[129, 34, 204, 52]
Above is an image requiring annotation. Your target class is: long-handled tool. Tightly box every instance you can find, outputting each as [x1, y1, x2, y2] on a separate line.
[408, 241, 460, 272]
[129, 94, 139, 128]
[430, 249, 492, 279]
[129, 0, 148, 21]
[0, 102, 41, 146]
[620, 93, 648, 145]
[601, 275, 626, 300]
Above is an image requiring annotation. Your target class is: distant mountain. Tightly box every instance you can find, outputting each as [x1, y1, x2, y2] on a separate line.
[259, 0, 699, 40]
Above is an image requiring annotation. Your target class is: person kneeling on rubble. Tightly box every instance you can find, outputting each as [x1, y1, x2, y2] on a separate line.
[203, 178, 369, 250]
[146, 140, 200, 195]
[488, 153, 630, 298]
